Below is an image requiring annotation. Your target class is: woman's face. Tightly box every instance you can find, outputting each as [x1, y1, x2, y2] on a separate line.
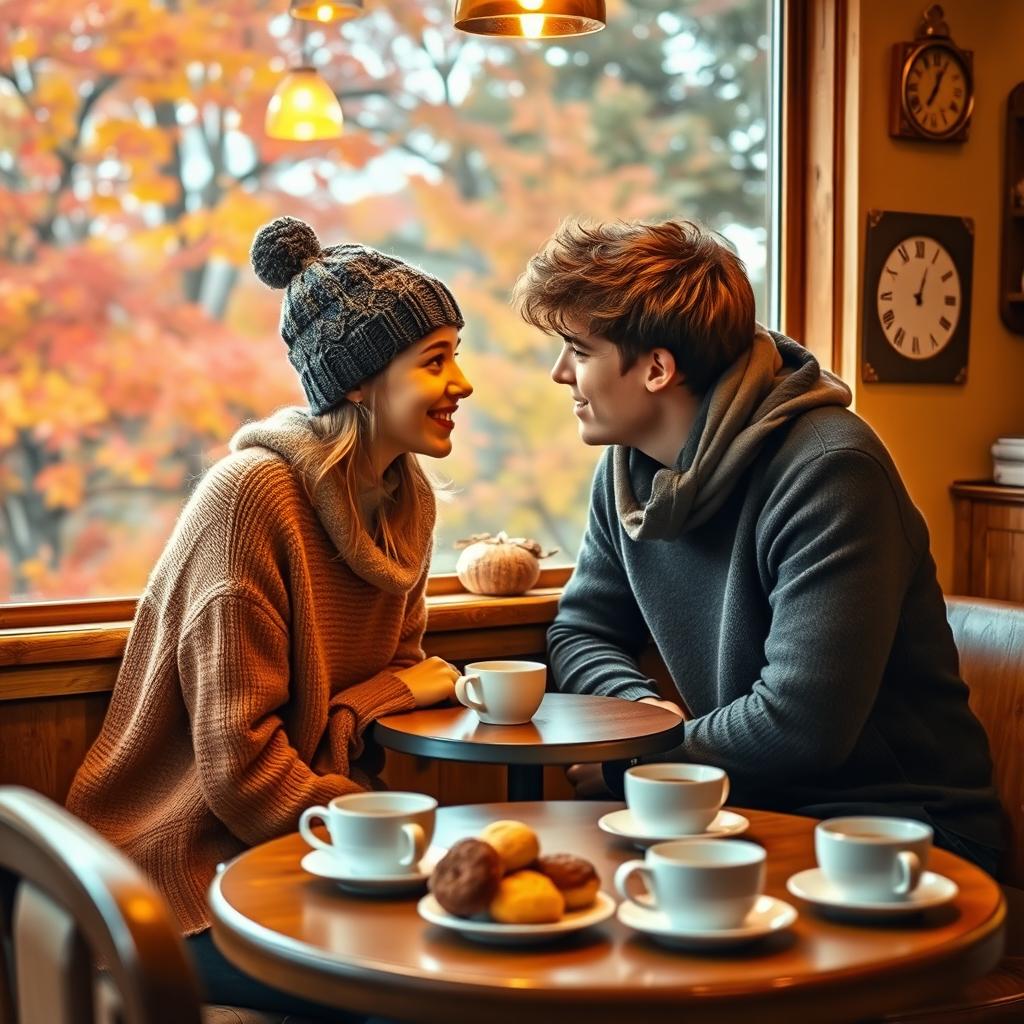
[370, 325, 473, 467]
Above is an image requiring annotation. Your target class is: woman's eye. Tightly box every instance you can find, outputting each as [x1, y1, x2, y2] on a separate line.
[571, 347, 586, 359]
[427, 356, 444, 368]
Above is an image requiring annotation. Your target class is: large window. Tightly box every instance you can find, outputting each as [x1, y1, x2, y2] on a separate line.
[0, 0, 779, 604]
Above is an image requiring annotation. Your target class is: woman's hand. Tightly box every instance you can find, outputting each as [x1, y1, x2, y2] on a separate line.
[394, 657, 460, 708]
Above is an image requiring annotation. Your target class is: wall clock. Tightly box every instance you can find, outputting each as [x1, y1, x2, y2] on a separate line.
[889, 4, 974, 143]
[861, 210, 973, 384]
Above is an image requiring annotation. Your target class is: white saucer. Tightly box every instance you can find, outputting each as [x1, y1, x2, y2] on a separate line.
[300, 845, 446, 895]
[417, 891, 616, 945]
[617, 894, 797, 950]
[597, 808, 750, 848]
[786, 867, 959, 919]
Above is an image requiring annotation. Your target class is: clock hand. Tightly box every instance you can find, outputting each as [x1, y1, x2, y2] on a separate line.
[925, 67, 947, 107]
[913, 267, 929, 306]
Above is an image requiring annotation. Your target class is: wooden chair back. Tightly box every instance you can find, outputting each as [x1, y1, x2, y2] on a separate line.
[0, 785, 202, 1024]
[946, 597, 1024, 887]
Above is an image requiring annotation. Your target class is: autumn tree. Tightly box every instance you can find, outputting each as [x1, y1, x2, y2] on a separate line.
[0, 0, 770, 600]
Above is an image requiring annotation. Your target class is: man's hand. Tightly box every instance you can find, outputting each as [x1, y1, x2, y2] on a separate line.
[565, 763, 614, 799]
[393, 657, 460, 708]
[638, 696, 687, 719]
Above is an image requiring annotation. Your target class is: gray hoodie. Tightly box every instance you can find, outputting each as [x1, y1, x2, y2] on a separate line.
[549, 332, 1004, 857]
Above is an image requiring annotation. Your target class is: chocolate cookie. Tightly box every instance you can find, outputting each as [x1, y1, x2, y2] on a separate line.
[429, 838, 503, 918]
[535, 853, 600, 910]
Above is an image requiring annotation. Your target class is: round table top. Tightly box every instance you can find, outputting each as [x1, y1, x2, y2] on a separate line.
[373, 692, 686, 765]
[209, 802, 1005, 1024]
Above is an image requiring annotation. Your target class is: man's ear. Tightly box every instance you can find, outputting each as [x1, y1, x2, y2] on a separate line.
[645, 348, 684, 393]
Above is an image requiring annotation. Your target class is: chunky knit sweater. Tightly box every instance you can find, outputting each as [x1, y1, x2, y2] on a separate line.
[66, 409, 434, 935]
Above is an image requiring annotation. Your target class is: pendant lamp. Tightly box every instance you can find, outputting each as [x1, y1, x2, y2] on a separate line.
[289, 0, 365, 23]
[453, 0, 605, 38]
[265, 66, 344, 141]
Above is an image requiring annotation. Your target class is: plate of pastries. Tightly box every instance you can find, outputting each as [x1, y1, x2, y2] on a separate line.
[417, 819, 614, 945]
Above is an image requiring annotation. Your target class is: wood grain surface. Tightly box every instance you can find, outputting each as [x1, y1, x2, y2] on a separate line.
[374, 693, 687, 766]
[209, 802, 1006, 1024]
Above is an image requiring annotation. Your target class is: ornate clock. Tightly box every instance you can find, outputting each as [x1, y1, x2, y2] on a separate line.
[861, 210, 973, 384]
[889, 4, 974, 143]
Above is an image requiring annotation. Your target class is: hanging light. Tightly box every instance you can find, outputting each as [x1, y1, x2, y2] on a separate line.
[265, 67, 344, 141]
[289, 0, 365, 23]
[453, 0, 605, 38]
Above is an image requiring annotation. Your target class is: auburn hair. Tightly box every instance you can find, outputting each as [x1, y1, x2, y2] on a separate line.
[513, 218, 756, 394]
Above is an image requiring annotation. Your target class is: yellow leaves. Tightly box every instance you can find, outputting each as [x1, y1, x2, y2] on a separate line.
[129, 174, 180, 205]
[207, 190, 277, 266]
[33, 463, 85, 510]
[9, 31, 39, 63]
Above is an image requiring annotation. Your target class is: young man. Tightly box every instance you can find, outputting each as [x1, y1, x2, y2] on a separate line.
[514, 218, 1004, 874]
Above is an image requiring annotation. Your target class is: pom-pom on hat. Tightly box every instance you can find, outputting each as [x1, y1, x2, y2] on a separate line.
[250, 216, 464, 415]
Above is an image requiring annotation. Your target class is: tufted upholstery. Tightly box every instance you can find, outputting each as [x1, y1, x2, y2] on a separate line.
[883, 597, 1024, 1022]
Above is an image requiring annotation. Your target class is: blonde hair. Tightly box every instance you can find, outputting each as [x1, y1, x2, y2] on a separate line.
[290, 384, 439, 565]
[513, 218, 756, 394]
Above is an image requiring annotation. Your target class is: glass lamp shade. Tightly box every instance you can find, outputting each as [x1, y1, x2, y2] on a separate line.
[265, 67, 343, 141]
[453, 0, 605, 38]
[289, 0, 365, 22]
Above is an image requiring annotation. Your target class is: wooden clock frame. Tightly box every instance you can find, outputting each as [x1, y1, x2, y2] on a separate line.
[861, 209, 973, 385]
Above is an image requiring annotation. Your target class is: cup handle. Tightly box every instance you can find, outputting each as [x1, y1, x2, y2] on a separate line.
[299, 806, 334, 853]
[721, 775, 730, 806]
[614, 860, 656, 911]
[454, 673, 486, 713]
[400, 823, 427, 868]
[894, 850, 922, 896]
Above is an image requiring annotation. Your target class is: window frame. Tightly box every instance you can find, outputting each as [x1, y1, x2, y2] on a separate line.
[1, 0, 847, 635]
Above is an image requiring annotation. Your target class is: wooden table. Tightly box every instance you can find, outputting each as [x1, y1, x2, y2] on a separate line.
[374, 692, 686, 800]
[208, 802, 1006, 1024]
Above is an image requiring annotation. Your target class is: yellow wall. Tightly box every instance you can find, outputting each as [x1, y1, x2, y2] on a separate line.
[841, 0, 1024, 590]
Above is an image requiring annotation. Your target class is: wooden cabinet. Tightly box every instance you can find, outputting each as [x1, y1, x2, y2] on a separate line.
[952, 481, 1024, 602]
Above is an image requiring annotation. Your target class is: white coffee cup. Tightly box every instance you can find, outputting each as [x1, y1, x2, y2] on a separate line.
[625, 763, 729, 835]
[615, 839, 766, 931]
[815, 816, 932, 902]
[454, 660, 546, 725]
[299, 792, 436, 876]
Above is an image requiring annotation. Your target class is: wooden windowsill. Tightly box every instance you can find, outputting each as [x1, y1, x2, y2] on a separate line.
[0, 575, 571, 671]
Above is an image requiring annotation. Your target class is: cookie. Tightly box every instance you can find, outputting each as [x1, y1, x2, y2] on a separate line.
[429, 838, 503, 918]
[479, 820, 540, 873]
[489, 869, 565, 924]
[535, 853, 600, 910]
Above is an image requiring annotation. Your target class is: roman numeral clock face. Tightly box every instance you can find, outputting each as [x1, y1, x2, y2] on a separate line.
[876, 236, 960, 359]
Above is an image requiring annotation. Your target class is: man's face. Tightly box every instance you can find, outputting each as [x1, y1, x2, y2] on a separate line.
[549, 321, 658, 448]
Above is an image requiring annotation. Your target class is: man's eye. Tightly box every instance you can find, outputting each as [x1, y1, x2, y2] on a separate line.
[571, 347, 586, 358]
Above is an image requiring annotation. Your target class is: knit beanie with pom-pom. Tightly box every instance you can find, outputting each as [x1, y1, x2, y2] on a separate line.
[250, 216, 464, 414]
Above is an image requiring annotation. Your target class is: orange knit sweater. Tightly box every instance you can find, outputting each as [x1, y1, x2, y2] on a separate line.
[66, 409, 433, 935]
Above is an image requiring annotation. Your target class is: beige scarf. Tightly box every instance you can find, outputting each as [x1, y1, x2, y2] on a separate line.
[614, 329, 853, 540]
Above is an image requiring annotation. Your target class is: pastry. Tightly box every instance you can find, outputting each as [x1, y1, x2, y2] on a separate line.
[535, 853, 600, 910]
[488, 869, 565, 924]
[478, 819, 540, 873]
[429, 838, 503, 918]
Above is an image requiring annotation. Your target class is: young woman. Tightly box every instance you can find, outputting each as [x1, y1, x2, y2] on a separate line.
[66, 215, 473, 1016]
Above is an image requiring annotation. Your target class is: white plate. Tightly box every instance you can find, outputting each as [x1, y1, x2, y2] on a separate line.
[786, 867, 959, 920]
[417, 891, 616, 945]
[617, 894, 797, 950]
[300, 845, 447, 895]
[597, 808, 749, 848]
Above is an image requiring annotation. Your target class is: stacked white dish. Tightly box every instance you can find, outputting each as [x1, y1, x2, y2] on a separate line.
[992, 436, 1024, 486]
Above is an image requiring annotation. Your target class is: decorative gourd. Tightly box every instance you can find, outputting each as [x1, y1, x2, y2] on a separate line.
[454, 531, 558, 596]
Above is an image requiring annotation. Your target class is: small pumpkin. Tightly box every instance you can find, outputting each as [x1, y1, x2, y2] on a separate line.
[454, 531, 558, 596]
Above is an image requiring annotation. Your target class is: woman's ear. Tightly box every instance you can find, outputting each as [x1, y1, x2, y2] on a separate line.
[645, 348, 683, 393]
[346, 387, 364, 405]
